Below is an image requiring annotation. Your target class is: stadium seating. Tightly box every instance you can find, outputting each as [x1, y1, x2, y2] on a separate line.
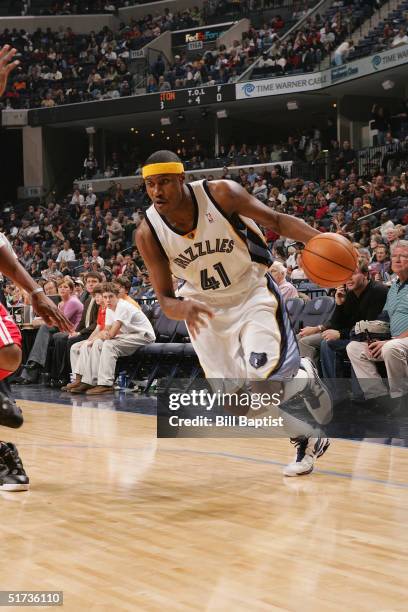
[299, 296, 335, 328]
[348, 0, 408, 62]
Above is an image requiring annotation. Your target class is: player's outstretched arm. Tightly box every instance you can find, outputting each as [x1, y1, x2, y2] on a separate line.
[0, 45, 20, 97]
[136, 220, 213, 338]
[208, 180, 320, 244]
[0, 244, 74, 332]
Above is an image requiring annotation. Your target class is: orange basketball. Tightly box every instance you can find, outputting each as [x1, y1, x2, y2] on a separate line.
[301, 234, 358, 288]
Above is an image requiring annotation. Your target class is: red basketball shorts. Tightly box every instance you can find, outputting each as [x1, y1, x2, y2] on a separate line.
[0, 303, 22, 380]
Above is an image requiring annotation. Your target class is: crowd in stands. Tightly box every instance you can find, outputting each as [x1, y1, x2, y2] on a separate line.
[0, 6, 204, 108]
[0, 0, 329, 107]
[3, 0, 405, 109]
[146, 16, 286, 92]
[348, 0, 408, 62]
[252, 0, 386, 78]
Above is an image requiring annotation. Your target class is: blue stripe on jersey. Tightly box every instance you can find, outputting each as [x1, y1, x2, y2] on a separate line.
[265, 273, 301, 380]
[202, 180, 272, 267]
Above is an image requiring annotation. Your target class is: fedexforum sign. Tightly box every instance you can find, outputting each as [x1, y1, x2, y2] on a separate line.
[236, 44, 408, 99]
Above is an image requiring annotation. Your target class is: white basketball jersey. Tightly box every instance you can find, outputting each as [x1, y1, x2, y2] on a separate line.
[145, 179, 272, 304]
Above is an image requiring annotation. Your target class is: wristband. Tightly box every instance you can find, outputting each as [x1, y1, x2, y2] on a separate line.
[30, 287, 45, 297]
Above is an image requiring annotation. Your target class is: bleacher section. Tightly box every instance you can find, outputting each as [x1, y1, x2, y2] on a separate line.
[348, 0, 408, 61]
[249, 0, 387, 79]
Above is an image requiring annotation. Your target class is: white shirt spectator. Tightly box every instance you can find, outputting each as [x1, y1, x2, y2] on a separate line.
[91, 255, 104, 268]
[105, 299, 151, 335]
[291, 267, 307, 281]
[85, 191, 97, 207]
[70, 191, 84, 207]
[391, 31, 408, 47]
[56, 247, 76, 263]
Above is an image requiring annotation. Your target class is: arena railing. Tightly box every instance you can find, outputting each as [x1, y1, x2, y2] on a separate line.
[73, 142, 408, 195]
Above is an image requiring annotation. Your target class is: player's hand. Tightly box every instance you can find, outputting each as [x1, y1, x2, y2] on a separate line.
[182, 299, 214, 340]
[0, 45, 20, 97]
[299, 326, 320, 337]
[321, 329, 340, 342]
[335, 285, 347, 305]
[368, 340, 387, 359]
[31, 292, 74, 333]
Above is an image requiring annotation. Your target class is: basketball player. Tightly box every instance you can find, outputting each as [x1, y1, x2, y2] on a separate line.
[0, 44, 73, 490]
[136, 151, 331, 476]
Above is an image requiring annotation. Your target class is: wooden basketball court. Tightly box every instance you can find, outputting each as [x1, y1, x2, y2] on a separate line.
[2, 399, 408, 611]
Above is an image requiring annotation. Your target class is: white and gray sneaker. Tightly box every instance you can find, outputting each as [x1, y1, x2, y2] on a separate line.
[298, 357, 333, 425]
[283, 436, 330, 477]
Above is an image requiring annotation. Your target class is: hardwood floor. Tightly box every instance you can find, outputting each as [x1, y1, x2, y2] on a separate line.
[1, 400, 407, 611]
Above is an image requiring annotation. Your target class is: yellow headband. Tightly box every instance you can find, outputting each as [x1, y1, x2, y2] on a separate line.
[142, 162, 184, 178]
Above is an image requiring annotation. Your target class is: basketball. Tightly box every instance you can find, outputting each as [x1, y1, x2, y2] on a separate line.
[301, 234, 358, 288]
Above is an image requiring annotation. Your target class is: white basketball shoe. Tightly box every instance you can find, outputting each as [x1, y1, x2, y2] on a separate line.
[283, 436, 330, 477]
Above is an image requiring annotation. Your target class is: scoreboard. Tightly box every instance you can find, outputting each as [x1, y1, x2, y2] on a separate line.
[159, 84, 236, 110]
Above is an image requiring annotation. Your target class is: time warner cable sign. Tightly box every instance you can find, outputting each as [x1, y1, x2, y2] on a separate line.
[235, 44, 408, 100]
[236, 73, 329, 99]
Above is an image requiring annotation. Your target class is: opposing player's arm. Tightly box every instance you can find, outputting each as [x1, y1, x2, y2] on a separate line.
[136, 220, 214, 337]
[208, 180, 319, 244]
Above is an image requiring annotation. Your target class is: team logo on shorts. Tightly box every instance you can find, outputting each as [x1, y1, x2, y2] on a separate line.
[249, 352, 267, 369]
[205, 212, 214, 223]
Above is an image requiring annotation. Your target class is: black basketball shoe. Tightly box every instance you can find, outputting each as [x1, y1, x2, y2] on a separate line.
[0, 393, 23, 428]
[0, 442, 30, 491]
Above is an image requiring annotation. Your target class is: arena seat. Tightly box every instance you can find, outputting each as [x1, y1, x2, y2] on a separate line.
[285, 297, 305, 333]
[299, 296, 335, 328]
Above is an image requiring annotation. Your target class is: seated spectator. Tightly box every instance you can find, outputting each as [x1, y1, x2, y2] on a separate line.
[56, 240, 76, 267]
[133, 272, 155, 299]
[347, 241, 408, 405]
[391, 27, 408, 48]
[85, 188, 97, 208]
[70, 189, 84, 208]
[269, 261, 299, 302]
[298, 261, 388, 401]
[65, 284, 107, 392]
[368, 244, 391, 282]
[50, 273, 102, 388]
[20, 278, 84, 384]
[31, 279, 60, 327]
[105, 212, 123, 246]
[71, 282, 154, 395]
[290, 254, 307, 281]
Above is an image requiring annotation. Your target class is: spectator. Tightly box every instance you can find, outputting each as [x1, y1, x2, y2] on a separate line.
[333, 39, 354, 66]
[83, 153, 98, 179]
[51, 272, 102, 388]
[391, 27, 408, 48]
[347, 241, 408, 404]
[298, 261, 388, 377]
[19, 278, 83, 384]
[70, 189, 84, 208]
[269, 261, 299, 302]
[105, 212, 123, 246]
[66, 284, 107, 392]
[56, 240, 76, 267]
[71, 282, 154, 395]
[85, 187, 97, 208]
